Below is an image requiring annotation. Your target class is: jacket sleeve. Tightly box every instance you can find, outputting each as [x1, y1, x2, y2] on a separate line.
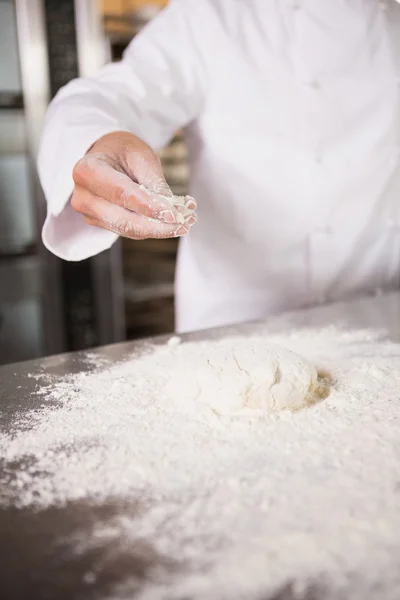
[37, 0, 210, 261]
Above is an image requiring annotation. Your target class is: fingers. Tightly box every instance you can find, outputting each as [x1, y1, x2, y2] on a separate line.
[73, 153, 197, 226]
[85, 218, 189, 240]
[72, 187, 190, 240]
[184, 197, 197, 211]
[138, 185, 197, 225]
[121, 143, 199, 214]
[84, 214, 188, 240]
[73, 154, 178, 222]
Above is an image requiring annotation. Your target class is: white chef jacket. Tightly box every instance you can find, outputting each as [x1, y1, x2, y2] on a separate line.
[38, 0, 400, 333]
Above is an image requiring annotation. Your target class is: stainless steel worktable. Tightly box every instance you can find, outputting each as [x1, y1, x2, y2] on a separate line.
[1, 291, 400, 600]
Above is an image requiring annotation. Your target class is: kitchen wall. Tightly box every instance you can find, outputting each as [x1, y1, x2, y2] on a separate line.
[0, 0, 43, 364]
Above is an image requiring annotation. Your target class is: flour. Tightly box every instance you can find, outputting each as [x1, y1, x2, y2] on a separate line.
[167, 335, 181, 346]
[2, 326, 400, 599]
[138, 183, 196, 225]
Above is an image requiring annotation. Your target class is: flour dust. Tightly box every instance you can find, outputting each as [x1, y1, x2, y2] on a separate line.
[1, 326, 400, 599]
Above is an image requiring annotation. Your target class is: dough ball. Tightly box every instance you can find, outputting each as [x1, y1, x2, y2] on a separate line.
[168, 339, 318, 415]
[239, 343, 318, 413]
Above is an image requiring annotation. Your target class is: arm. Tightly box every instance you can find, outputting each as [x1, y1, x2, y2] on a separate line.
[37, 0, 209, 261]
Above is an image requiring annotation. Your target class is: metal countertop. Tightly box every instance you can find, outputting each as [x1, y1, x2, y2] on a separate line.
[1, 290, 400, 600]
[2, 290, 400, 400]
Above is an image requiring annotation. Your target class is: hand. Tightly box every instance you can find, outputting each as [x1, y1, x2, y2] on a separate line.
[71, 131, 197, 240]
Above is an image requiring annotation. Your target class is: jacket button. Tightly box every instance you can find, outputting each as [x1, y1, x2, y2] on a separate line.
[306, 79, 320, 90]
[314, 226, 330, 235]
[314, 153, 322, 164]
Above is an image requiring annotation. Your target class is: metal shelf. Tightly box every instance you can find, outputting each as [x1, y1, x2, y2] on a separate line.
[124, 281, 174, 304]
[0, 92, 24, 109]
[0, 243, 37, 260]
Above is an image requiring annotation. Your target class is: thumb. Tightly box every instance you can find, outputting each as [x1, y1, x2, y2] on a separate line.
[126, 146, 173, 198]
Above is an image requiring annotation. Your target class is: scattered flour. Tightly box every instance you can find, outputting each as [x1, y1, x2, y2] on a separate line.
[167, 335, 181, 347]
[1, 326, 400, 599]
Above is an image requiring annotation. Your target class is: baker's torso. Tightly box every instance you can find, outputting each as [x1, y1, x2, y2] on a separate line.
[175, 0, 400, 332]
